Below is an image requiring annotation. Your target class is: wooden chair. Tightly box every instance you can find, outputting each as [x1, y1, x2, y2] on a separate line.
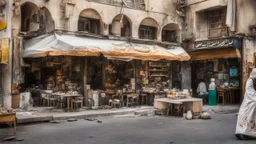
[226, 90, 234, 104]
[72, 97, 84, 110]
[126, 93, 138, 107]
[111, 92, 123, 108]
[217, 90, 225, 105]
[56, 96, 66, 109]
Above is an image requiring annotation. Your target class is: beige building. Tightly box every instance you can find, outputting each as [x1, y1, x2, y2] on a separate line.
[183, 0, 256, 103]
[0, 0, 185, 107]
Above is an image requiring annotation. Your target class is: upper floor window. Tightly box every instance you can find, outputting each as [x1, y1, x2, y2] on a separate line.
[139, 18, 158, 40]
[20, 2, 54, 35]
[162, 23, 180, 43]
[208, 8, 228, 38]
[109, 14, 131, 37]
[78, 9, 102, 35]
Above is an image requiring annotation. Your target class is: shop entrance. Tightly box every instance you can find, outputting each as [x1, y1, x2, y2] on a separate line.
[191, 58, 241, 104]
[87, 57, 103, 90]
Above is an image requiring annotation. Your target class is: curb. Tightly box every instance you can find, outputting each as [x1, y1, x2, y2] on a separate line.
[17, 116, 53, 124]
[16, 109, 153, 124]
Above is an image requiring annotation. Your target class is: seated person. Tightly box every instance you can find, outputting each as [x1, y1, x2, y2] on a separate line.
[196, 79, 208, 104]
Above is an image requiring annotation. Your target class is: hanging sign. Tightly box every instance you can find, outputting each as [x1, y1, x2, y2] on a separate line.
[0, 38, 9, 64]
[0, 13, 6, 31]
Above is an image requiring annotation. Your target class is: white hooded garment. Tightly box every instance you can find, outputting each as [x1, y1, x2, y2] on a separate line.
[235, 73, 256, 137]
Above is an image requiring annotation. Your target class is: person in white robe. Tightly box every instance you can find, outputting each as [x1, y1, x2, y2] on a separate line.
[197, 80, 208, 104]
[235, 68, 256, 140]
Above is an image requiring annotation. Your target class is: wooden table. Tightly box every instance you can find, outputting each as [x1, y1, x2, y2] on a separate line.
[154, 98, 203, 116]
[52, 93, 83, 111]
[217, 87, 240, 104]
[0, 113, 16, 134]
[142, 91, 167, 106]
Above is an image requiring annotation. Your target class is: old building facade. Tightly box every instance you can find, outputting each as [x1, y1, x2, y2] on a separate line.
[183, 0, 256, 102]
[0, 0, 184, 107]
[2, 0, 256, 107]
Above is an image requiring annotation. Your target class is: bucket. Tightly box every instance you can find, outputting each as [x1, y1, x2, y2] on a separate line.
[56, 70, 62, 75]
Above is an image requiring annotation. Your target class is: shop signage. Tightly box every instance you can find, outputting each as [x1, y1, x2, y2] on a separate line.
[195, 38, 235, 49]
[0, 13, 6, 31]
[0, 38, 9, 64]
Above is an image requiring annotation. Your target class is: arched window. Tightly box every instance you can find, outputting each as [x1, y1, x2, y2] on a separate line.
[109, 14, 131, 37]
[162, 23, 180, 43]
[21, 2, 40, 32]
[78, 9, 102, 34]
[21, 3, 54, 33]
[139, 18, 158, 40]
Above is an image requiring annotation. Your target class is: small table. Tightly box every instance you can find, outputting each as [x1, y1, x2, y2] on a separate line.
[142, 91, 167, 106]
[217, 87, 240, 104]
[154, 98, 203, 117]
[0, 113, 16, 134]
[52, 93, 83, 111]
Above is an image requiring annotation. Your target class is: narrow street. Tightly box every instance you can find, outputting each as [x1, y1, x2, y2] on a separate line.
[0, 113, 253, 144]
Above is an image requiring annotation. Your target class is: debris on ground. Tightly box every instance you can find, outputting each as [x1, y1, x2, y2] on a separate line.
[84, 118, 96, 121]
[15, 138, 24, 141]
[2, 136, 16, 141]
[201, 112, 211, 119]
[50, 120, 60, 124]
[67, 118, 78, 122]
[85, 118, 102, 123]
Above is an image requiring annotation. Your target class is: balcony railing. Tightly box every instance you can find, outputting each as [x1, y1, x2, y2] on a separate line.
[85, 0, 146, 10]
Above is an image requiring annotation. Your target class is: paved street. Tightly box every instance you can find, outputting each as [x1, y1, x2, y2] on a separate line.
[0, 113, 255, 144]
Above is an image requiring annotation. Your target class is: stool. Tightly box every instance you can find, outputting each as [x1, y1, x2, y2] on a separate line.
[218, 90, 225, 105]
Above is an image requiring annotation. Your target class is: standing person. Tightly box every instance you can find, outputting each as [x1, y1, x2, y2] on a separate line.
[235, 69, 256, 140]
[196, 79, 208, 104]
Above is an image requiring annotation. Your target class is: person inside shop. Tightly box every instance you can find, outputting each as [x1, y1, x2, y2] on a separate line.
[196, 79, 208, 104]
[235, 68, 256, 140]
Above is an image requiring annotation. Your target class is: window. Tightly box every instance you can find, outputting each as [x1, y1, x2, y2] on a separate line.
[139, 25, 157, 40]
[208, 8, 228, 38]
[162, 30, 177, 43]
[78, 17, 100, 34]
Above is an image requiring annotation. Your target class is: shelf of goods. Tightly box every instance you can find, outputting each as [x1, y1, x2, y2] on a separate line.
[149, 61, 170, 78]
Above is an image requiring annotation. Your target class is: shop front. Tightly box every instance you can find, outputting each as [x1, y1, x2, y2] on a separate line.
[189, 37, 242, 105]
[20, 33, 190, 111]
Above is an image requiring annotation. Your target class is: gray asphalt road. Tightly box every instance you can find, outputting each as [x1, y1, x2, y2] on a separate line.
[0, 113, 255, 144]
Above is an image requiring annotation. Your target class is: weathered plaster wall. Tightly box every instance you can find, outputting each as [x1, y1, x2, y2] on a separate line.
[236, 0, 256, 35]
[185, 0, 228, 42]
[13, 0, 183, 41]
[0, 0, 13, 107]
[185, 0, 256, 41]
